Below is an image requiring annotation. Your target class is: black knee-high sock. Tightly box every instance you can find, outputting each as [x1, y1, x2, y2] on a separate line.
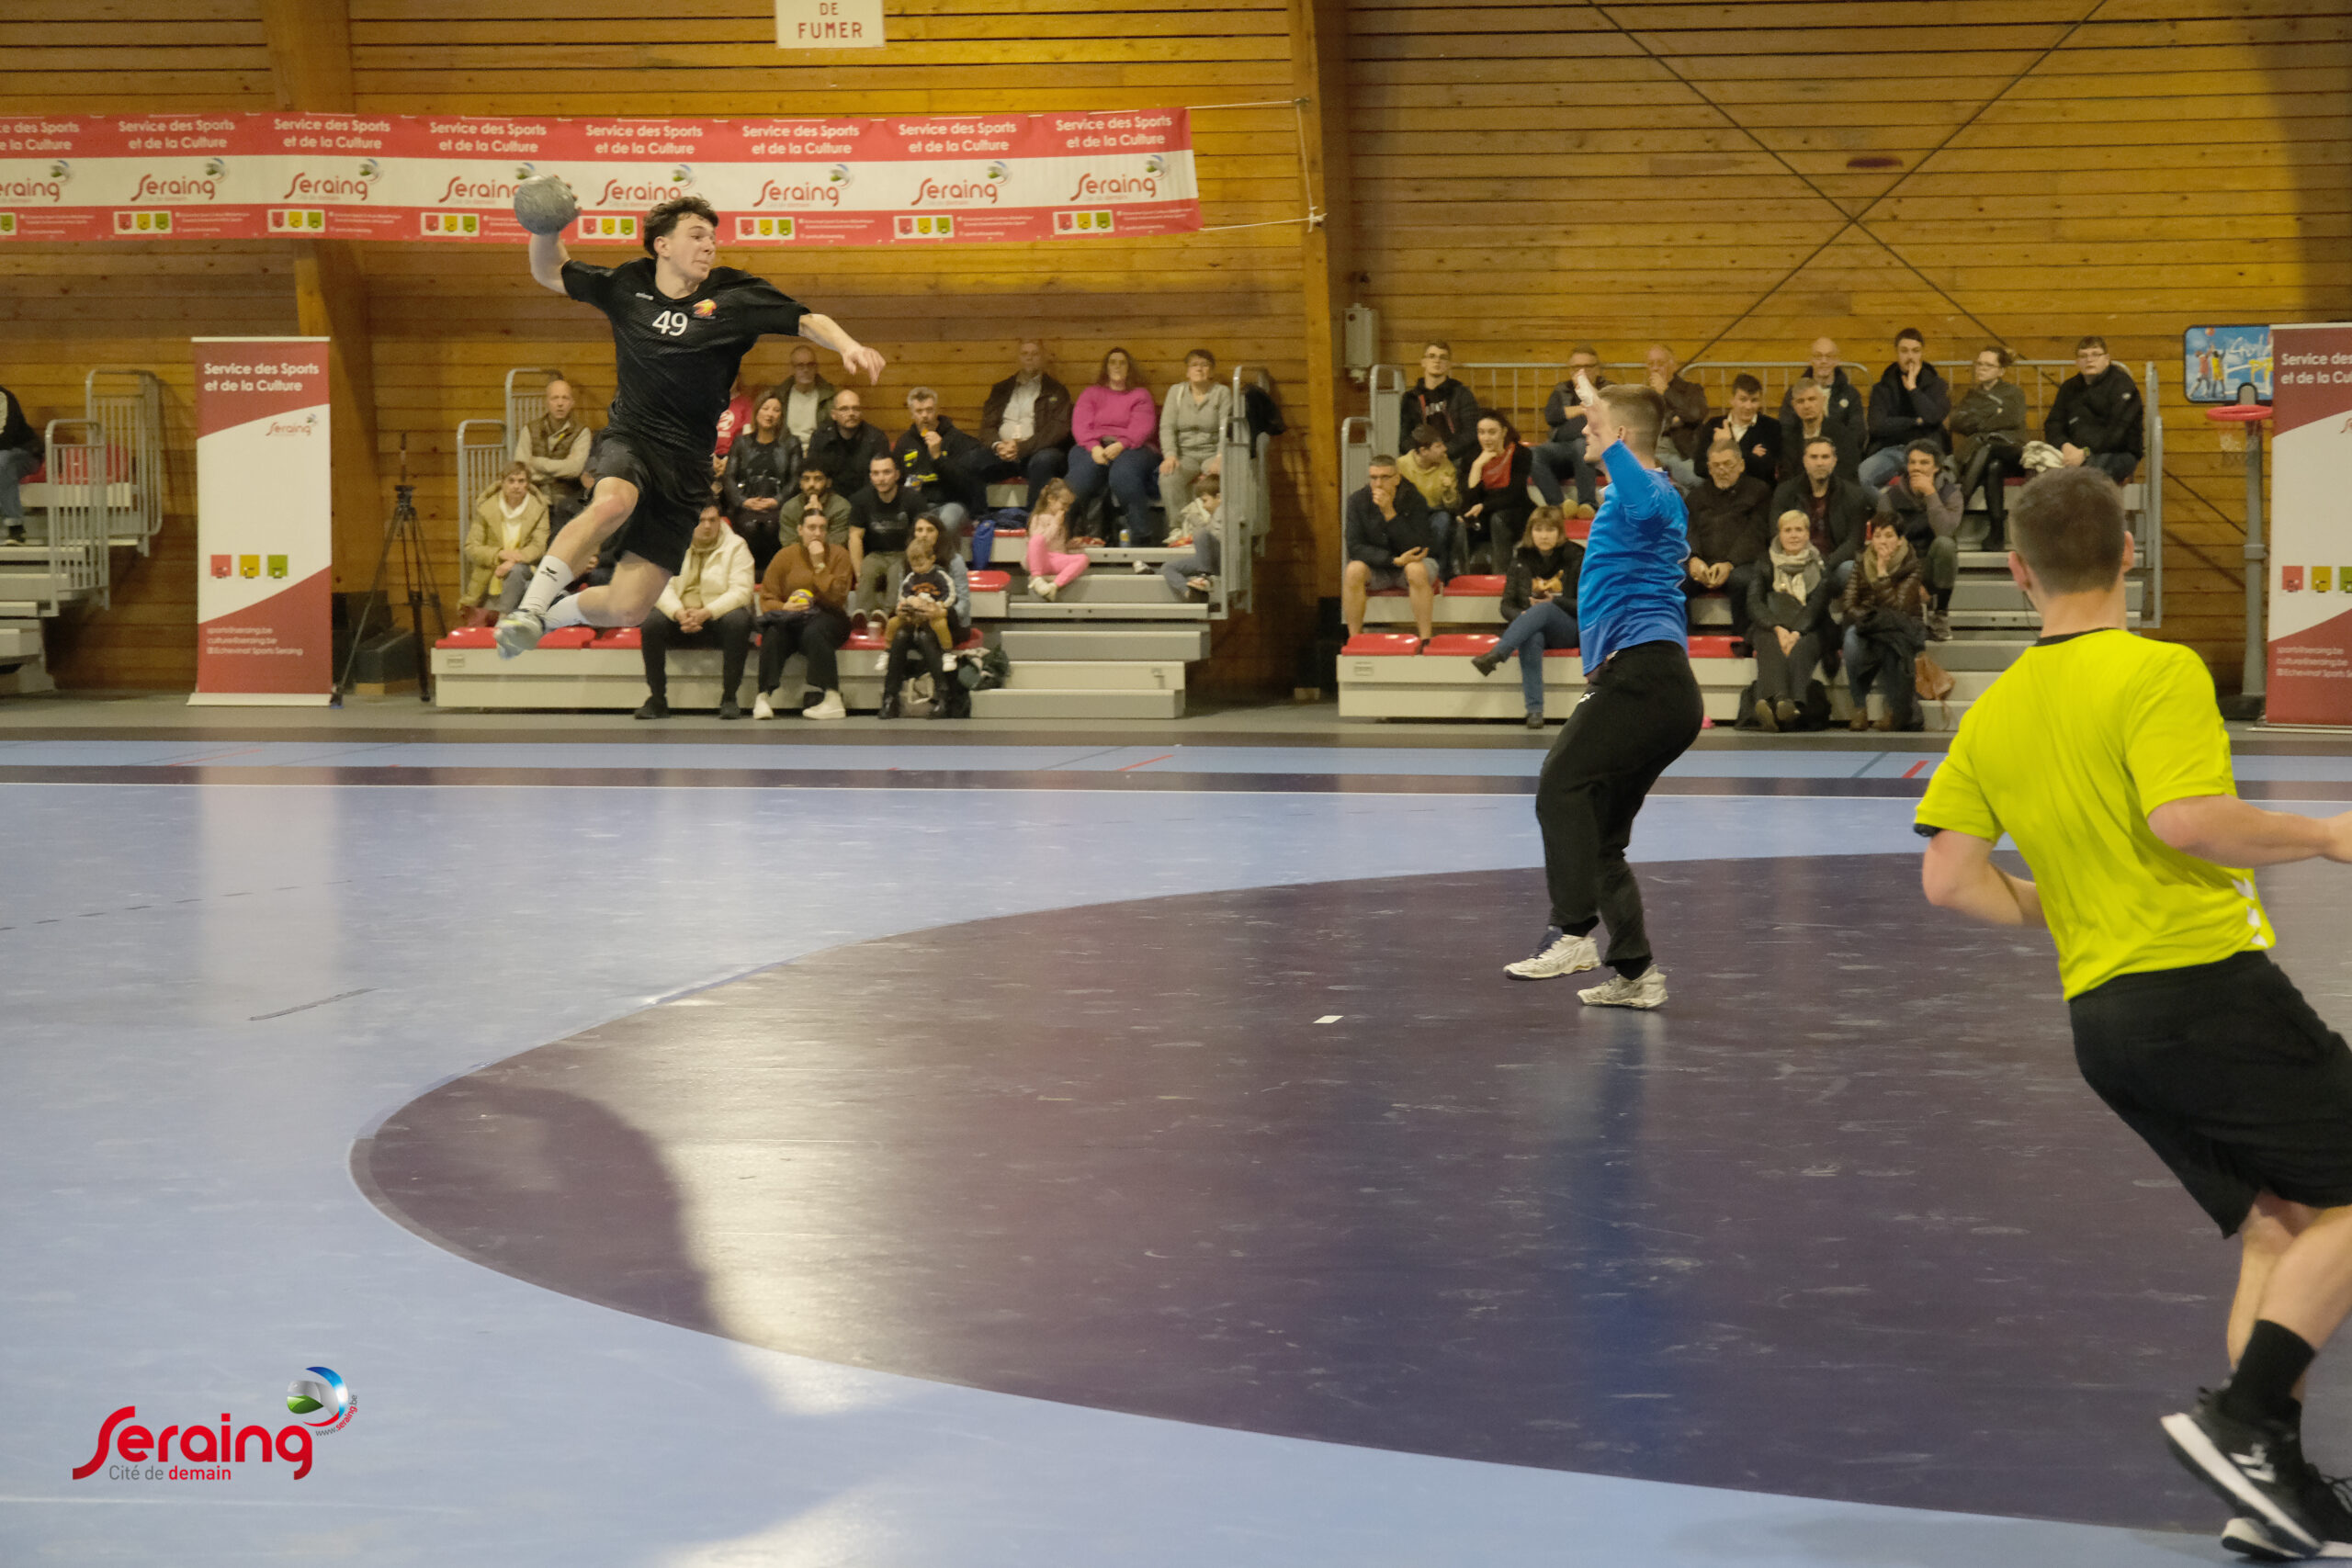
[2223, 1321, 2316, 1427]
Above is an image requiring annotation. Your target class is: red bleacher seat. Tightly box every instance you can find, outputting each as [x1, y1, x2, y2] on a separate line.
[1543, 646, 1582, 657]
[1423, 633, 1499, 656]
[538, 626, 594, 649]
[1688, 635, 1742, 659]
[591, 627, 640, 649]
[1563, 519, 1592, 542]
[24, 460, 43, 483]
[969, 570, 1010, 592]
[435, 626, 496, 649]
[955, 628, 985, 650]
[845, 628, 886, 651]
[1442, 575, 1506, 596]
[993, 526, 1027, 537]
[1341, 633, 1422, 656]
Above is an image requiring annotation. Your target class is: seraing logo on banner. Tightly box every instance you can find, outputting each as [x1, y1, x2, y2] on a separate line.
[776, 0, 884, 49]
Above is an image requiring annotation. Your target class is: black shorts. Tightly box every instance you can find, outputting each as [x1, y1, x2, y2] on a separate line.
[587, 430, 716, 576]
[2070, 952, 2352, 1235]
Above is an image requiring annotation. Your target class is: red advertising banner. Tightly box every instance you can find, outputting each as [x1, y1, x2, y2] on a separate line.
[190, 338, 333, 705]
[0, 110, 1200, 248]
[2266, 322, 2352, 726]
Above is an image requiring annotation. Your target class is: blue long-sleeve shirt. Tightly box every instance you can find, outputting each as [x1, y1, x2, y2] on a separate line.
[1575, 441, 1690, 671]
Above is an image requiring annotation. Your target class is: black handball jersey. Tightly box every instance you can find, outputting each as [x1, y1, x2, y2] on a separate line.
[561, 258, 808, 458]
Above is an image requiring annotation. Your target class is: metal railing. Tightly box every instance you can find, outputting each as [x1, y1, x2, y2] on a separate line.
[1364, 357, 2167, 623]
[84, 367, 164, 553]
[40, 418, 111, 613]
[1214, 362, 1279, 616]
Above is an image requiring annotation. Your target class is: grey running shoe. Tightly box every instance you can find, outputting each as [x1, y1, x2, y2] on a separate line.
[1578, 968, 1668, 1010]
[2164, 1390, 2324, 1555]
[493, 608, 546, 660]
[1504, 927, 1598, 980]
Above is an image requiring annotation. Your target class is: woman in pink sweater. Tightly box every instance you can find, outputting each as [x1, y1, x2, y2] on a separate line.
[1065, 347, 1164, 543]
[1023, 478, 1089, 602]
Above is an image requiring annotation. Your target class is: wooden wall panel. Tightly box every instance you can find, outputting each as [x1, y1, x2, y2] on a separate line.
[1345, 0, 2352, 684]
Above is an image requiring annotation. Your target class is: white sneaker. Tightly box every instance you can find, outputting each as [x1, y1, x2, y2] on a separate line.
[1504, 927, 1600, 980]
[1578, 968, 1668, 1010]
[1033, 578, 1057, 602]
[805, 691, 847, 720]
[1132, 559, 1151, 574]
[493, 608, 546, 660]
[752, 693, 775, 721]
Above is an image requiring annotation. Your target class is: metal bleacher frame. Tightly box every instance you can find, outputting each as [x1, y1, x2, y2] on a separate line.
[38, 418, 112, 614]
[453, 367, 563, 584]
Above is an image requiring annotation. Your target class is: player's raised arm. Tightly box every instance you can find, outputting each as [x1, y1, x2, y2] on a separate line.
[2148, 796, 2352, 868]
[528, 231, 569, 294]
[797, 312, 887, 385]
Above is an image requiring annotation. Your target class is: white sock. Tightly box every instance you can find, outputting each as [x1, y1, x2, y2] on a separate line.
[543, 593, 588, 630]
[517, 555, 575, 617]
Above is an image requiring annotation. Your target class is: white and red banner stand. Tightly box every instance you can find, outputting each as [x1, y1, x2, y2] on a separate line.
[188, 336, 334, 705]
[2267, 321, 2352, 727]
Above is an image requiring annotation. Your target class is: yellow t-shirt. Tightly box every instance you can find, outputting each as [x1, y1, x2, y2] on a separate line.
[1916, 628, 2274, 998]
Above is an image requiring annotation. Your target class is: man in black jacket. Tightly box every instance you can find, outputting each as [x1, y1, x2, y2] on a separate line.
[1860, 328, 1951, 489]
[2046, 335, 2144, 482]
[847, 452, 922, 615]
[1684, 442, 1774, 642]
[1399, 342, 1482, 469]
[1340, 455, 1443, 641]
[1700, 372, 1781, 486]
[972, 338, 1073, 502]
[1771, 435, 1878, 581]
[806, 389, 891, 500]
[1532, 344, 1607, 512]
[1779, 337, 1866, 450]
[892, 386, 982, 531]
[0, 382, 40, 544]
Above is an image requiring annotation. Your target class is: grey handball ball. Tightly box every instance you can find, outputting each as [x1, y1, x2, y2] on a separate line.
[514, 175, 580, 236]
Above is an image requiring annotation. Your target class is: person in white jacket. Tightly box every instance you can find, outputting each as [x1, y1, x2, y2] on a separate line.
[638, 502, 756, 720]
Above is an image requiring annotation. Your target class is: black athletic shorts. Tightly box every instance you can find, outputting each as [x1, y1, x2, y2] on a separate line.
[586, 429, 717, 577]
[2070, 951, 2352, 1235]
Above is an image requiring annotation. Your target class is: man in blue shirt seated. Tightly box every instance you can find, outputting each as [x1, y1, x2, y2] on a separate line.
[1503, 380, 1705, 1010]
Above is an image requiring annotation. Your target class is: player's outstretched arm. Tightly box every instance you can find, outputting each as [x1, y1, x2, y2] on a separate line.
[797, 313, 886, 385]
[528, 232, 570, 295]
[1922, 829, 2042, 927]
[2148, 795, 2352, 868]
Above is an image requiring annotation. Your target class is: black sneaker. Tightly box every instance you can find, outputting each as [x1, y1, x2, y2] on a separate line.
[1470, 650, 1502, 678]
[2222, 1469, 2352, 1561]
[718, 696, 741, 720]
[2163, 1390, 2325, 1554]
[634, 697, 670, 720]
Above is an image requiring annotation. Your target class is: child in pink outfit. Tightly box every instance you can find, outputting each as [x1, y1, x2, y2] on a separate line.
[1023, 478, 1089, 602]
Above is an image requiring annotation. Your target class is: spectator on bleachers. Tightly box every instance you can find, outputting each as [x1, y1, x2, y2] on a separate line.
[807, 388, 890, 499]
[1780, 379, 1860, 483]
[2046, 335, 2143, 481]
[1880, 439, 1962, 641]
[893, 386, 979, 532]
[514, 377, 592, 530]
[776, 460, 853, 550]
[1458, 414, 1533, 570]
[1949, 344, 2029, 552]
[1835, 514, 1928, 731]
[779, 345, 835, 447]
[714, 373, 757, 460]
[1396, 423, 1461, 572]
[458, 461, 550, 622]
[720, 389, 799, 579]
[1470, 504, 1584, 728]
[1747, 509, 1834, 732]
[975, 339, 1074, 505]
[1860, 328, 1951, 488]
[1401, 342, 1482, 468]
[908, 513, 970, 626]
[1024, 477, 1089, 602]
[753, 510, 854, 721]
[1532, 344, 1606, 514]
[1770, 434, 1874, 578]
[848, 452, 922, 616]
[0, 381, 34, 543]
[1161, 471, 1224, 600]
[1645, 344, 1709, 486]
[879, 530, 966, 720]
[1067, 347, 1162, 544]
[1341, 455, 1442, 641]
[1684, 442, 1773, 644]
[637, 501, 755, 722]
[1699, 373, 1781, 486]
[1779, 337, 1865, 449]
[1159, 348, 1231, 525]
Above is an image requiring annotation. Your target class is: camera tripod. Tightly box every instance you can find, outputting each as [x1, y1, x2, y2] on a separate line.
[334, 435, 447, 704]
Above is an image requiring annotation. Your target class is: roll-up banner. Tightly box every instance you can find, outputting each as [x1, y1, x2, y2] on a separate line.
[0, 110, 1200, 247]
[189, 337, 333, 707]
[2267, 321, 2352, 728]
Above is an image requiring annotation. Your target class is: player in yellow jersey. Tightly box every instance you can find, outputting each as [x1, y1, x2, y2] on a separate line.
[1917, 467, 2352, 1560]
